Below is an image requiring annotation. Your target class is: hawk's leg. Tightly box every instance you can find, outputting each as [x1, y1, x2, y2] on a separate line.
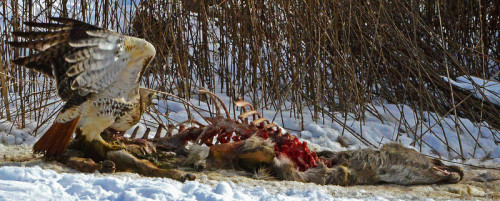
[79, 112, 125, 161]
[76, 136, 124, 161]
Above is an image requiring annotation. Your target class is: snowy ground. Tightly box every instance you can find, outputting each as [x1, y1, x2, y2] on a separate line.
[0, 165, 343, 201]
[1, 145, 499, 201]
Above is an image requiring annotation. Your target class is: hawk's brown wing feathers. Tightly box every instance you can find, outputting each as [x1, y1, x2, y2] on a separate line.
[10, 18, 98, 75]
[8, 37, 68, 51]
[11, 30, 69, 40]
[9, 17, 105, 100]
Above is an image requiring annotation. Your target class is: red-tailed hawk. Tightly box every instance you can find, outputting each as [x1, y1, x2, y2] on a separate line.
[10, 17, 156, 158]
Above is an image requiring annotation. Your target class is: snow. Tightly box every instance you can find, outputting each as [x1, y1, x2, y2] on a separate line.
[0, 166, 390, 201]
[492, 146, 500, 158]
[0, 121, 37, 146]
[441, 75, 500, 105]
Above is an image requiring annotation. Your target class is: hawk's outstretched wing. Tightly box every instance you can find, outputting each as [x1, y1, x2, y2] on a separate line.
[10, 17, 151, 101]
[10, 17, 156, 157]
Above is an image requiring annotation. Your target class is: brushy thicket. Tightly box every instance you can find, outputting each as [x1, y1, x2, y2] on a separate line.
[1, 0, 499, 159]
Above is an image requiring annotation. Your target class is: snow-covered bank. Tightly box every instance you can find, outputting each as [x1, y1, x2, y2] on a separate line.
[2, 84, 500, 161]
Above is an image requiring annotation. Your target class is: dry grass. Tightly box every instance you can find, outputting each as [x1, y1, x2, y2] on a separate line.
[1, 0, 499, 159]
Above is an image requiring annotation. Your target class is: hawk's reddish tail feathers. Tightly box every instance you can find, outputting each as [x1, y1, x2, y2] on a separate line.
[33, 116, 81, 157]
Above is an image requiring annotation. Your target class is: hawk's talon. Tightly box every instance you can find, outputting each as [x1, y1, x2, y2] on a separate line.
[104, 140, 125, 151]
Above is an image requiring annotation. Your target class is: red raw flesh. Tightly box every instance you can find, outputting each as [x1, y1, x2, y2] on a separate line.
[273, 133, 319, 171]
[199, 119, 321, 172]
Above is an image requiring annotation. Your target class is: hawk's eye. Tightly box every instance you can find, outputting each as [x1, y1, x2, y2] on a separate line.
[115, 38, 124, 55]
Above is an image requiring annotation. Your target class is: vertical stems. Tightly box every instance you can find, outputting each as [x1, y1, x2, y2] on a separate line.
[0, 56, 10, 121]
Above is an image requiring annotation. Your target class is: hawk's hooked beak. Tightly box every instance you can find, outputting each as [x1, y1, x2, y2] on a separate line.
[140, 40, 156, 58]
[131, 38, 156, 58]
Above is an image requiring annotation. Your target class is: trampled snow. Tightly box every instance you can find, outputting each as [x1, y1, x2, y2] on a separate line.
[0, 166, 388, 201]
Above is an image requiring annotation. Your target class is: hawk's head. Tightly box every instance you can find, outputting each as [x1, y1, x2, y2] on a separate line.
[124, 37, 156, 79]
